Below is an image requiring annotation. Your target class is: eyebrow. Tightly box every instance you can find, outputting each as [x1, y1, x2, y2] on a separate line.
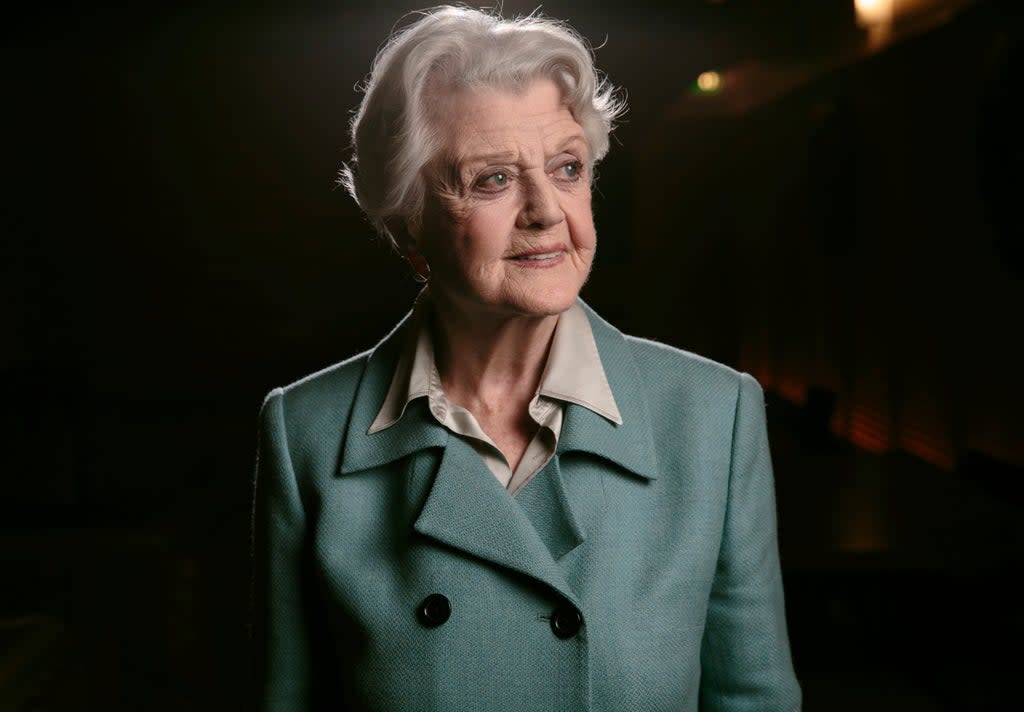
[458, 151, 519, 169]
[553, 134, 588, 155]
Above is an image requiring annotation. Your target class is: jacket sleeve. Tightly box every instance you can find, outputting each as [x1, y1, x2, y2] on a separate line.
[251, 388, 325, 711]
[699, 373, 802, 712]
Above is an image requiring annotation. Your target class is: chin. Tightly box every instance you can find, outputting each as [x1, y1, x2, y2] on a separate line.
[506, 286, 581, 318]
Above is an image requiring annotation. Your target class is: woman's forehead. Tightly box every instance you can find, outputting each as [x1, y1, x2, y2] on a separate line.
[441, 80, 586, 159]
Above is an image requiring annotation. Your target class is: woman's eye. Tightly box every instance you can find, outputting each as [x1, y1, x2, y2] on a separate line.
[476, 171, 509, 191]
[558, 161, 583, 181]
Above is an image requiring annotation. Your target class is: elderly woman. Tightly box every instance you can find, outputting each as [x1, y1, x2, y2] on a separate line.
[252, 6, 801, 712]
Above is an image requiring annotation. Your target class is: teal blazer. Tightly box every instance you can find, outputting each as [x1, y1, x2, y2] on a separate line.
[252, 301, 801, 711]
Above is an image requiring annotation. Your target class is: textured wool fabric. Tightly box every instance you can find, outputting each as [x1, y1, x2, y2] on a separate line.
[251, 300, 802, 711]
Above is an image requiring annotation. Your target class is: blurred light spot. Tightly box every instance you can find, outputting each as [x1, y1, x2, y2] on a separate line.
[854, 0, 894, 49]
[845, 406, 893, 455]
[696, 71, 722, 93]
[855, 0, 894, 25]
[898, 426, 955, 471]
[776, 377, 807, 405]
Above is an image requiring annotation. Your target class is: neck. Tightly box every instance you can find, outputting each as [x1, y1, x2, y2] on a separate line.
[427, 290, 560, 414]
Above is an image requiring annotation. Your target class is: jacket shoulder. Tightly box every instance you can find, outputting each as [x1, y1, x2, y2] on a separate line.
[580, 298, 758, 418]
[620, 335, 764, 467]
[270, 350, 370, 426]
[279, 350, 372, 403]
[262, 351, 372, 467]
[623, 334, 748, 399]
[621, 334, 767, 427]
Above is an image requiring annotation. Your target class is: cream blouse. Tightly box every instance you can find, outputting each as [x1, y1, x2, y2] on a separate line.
[368, 291, 622, 495]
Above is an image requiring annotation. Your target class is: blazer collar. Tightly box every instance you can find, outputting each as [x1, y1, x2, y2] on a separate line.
[557, 300, 659, 481]
[369, 290, 622, 436]
[339, 310, 449, 475]
[338, 299, 659, 481]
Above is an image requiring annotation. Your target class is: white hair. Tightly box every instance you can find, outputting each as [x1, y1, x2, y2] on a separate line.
[339, 5, 626, 247]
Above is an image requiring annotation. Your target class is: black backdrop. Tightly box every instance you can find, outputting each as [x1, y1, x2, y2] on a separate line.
[2, 1, 1021, 709]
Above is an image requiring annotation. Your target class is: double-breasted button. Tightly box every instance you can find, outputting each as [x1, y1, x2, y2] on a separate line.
[550, 604, 583, 639]
[417, 594, 451, 628]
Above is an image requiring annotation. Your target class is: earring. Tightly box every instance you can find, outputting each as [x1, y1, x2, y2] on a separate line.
[407, 247, 430, 282]
[414, 260, 430, 283]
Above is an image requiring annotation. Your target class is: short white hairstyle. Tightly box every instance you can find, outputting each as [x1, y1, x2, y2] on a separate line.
[339, 5, 626, 247]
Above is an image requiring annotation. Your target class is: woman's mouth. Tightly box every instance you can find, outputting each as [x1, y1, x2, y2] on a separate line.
[508, 246, 568, 267]
[512, 251, 564, 261]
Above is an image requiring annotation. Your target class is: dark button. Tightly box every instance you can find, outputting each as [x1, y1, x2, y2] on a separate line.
[417, 593, 451, 628]
[550, 604, 583, 639]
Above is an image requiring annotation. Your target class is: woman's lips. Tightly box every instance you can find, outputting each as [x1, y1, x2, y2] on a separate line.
[513, 251, 563, 261]
[508, 245, 568, 266]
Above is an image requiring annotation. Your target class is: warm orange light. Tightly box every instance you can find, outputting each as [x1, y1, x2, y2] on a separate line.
[898, 429, 955, 471]
[855, 0, 895, 49]
[854, 0, 894, 26]
[696, 71, 722, 92]
[775, 377, 806, 405]
[846, 408, 893, 455]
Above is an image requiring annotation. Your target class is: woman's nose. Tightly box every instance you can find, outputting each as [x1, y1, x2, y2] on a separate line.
[515, 174, 565, 230]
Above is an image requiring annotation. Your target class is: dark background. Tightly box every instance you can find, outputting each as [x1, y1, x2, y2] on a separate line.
[2, 0, 1021, 709]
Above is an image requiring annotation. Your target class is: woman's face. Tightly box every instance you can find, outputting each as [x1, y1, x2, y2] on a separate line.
[413, 78, 596, 320]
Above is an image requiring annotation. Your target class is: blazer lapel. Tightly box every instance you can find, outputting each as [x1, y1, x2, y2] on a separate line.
[336, 309, 579, 605]
[412, 436, 580, 606]
[513, 455, 586, 561]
